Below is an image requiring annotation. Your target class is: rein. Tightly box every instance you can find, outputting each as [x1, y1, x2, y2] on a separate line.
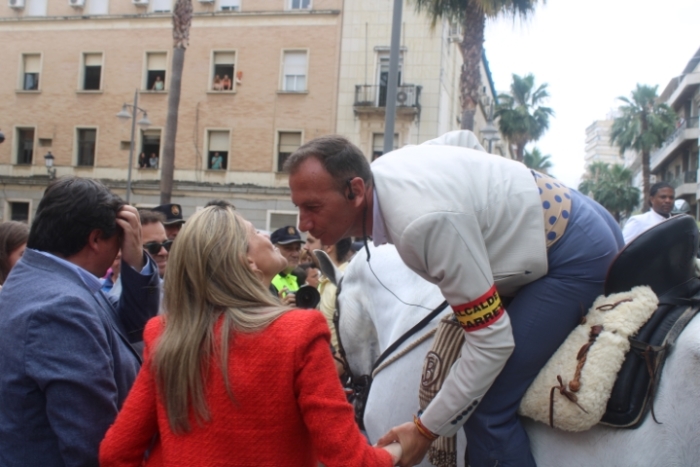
[333, 274, 448, 428]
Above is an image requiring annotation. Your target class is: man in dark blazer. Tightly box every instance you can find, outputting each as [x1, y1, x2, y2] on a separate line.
[0, 177, 160, 466]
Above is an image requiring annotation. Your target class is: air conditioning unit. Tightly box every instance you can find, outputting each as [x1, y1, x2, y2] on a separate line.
[8, 0, 25, 9]
[69, 0, 85, 7]
[132, 0, 149, 6]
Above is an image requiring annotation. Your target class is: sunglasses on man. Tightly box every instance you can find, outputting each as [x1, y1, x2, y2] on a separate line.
[143, 240, 173, 255]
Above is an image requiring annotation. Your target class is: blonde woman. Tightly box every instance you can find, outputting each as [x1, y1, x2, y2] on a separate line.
[100, 205, 400, 466]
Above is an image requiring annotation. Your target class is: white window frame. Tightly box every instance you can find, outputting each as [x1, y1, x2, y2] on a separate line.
[210, 50, 237, 92]
[274, 130, 303, 172]
[26, 0, 47, 16]
[205, 128, 231, 171]
[280, 49, 309, 93]
[75, 126, 98, 167]
[266, 210, 299, 232]
[87, 0, 109, 15]
[144, 51, 169, 91]
[4, 199, 33, 224]
[150, 0, 172, 12]
[19, 53, 42, 92]
[80, 52, 104, 91]
[287, 0, 311, 10]
[218, 0, 240, 11]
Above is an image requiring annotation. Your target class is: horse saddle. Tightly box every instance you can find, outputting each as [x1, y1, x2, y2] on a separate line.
[601, 214, 700, 428]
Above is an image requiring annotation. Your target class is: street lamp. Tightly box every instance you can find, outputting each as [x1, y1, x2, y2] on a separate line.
[480, 94, 500, 154]
[44, 151, 56, 180]
[117, 89, 151, 203]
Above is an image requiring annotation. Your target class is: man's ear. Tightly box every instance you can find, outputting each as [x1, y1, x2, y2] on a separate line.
[87, 229, 103, 253]
[348, 177, 366, 205]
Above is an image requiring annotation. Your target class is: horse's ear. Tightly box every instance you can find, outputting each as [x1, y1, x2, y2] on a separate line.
[314, 249, 343, 286]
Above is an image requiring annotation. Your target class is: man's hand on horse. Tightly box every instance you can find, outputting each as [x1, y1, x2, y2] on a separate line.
[377, 422, 431, 466]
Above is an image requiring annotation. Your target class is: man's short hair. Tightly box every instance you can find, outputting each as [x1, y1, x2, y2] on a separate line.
[650, 182, 674, 197]
[138, 209, 166, 226]
[283, 135, 373, 191]
[27, 177, 125, 257]
[204, 199, 235, 209]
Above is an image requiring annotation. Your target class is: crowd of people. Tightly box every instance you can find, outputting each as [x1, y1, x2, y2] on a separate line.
[0, 129, 693, 467]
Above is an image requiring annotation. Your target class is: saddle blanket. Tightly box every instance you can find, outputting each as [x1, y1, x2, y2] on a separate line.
[518, 286, 658, 431]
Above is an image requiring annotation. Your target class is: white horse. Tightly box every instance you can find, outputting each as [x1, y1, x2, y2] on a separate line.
[328, 243, 700, 467]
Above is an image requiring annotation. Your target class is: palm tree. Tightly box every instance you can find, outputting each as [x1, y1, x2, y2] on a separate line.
[578, 162, 640, 222]
[610, 84, 676, 212]
[495, 73, 554, 162]
[160, 0, 193, 204]
[523, 147, 552, 174]
[411, 0, 541, 131]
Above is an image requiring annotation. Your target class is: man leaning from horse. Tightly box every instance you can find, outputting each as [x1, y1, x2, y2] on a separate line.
[286, 130, 624, 467]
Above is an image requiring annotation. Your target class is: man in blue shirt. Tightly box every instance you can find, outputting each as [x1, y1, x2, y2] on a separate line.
[0, 177, 160, 466]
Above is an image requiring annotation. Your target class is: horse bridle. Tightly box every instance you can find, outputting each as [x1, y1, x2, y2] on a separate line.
[333, 275, 448, 429]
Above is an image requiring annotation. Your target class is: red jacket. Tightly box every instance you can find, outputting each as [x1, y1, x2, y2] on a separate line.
[100, 310, 392, 467]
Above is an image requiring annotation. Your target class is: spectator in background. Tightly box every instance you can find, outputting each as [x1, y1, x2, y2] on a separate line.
[299, 262, 320, 288]
[317, 238, 353, 354]
[149, 153, 159, 169]
[152, 203, 186, 241]
[0, 221, 29, 289]
[0, 177, 160, 466]
[101, 250, 122, 298]
[212, 74, 223, 91]
[270, 226, 305, 306]
[302, 232, 322, 266]
[622, 182, 676, 243]
[138, 152, 148, 169]
[139, 210, 171, 279]
[99, 205, 400, 466]
[221, 74, 232, 90]
[151, 75, 164, 91]
[211, 152, 224, 170]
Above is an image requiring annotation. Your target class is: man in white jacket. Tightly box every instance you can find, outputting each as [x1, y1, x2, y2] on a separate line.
[286, 131, 623, 467]
[622, 182, 675, 243]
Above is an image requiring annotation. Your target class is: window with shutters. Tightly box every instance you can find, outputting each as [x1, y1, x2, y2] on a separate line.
[76, 128, 97, 167]
[277, 131, 301, 172]
[145, 52, 167, 91]
[281, 51, 307, 92]
[207, 130, 230, 170]
[7, 201, 31, 223]
[219, 0, 240, 11]
[371, 133, 398, 161]
[267, 211, 299, 232]
[140, 129, 162, 168]
[21, 54, 41, 91]
[15, 128, 34, 165]
[211, 51, 236, 91]
[26, 0, 47, 16]
[288, 0, 311, 10]
[151, 0, 172, 12]
[82, 53, 103, 91]
[87, 0, 109, 15]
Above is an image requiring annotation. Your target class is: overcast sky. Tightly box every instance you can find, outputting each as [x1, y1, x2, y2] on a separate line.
[483, 0, 700, 188]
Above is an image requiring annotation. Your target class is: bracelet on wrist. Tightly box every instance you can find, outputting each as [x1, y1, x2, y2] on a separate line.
[413, 414, 439, 441]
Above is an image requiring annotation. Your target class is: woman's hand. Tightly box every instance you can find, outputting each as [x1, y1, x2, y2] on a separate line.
[381, 441, 403, 466]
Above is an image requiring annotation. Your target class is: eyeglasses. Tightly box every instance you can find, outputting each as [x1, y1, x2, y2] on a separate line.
[143, 240, 173, 255]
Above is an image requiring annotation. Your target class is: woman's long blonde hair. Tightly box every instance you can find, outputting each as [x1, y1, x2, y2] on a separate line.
[153, 205, 288, 433]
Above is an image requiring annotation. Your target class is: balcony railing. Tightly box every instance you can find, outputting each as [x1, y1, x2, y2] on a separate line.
[354, 84, 422, 109]
[651, 116, 700, 169]
[668, 170, 698, 188]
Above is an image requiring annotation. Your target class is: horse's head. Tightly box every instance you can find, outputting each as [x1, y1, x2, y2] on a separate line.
[315, 248, 380, 377]
[318, 243, 447, 378]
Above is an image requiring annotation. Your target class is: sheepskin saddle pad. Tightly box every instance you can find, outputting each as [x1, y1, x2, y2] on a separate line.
[520, 215, 700, 431]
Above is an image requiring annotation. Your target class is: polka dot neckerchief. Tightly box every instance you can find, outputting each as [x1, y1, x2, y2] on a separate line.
[532, 170, 572, 248]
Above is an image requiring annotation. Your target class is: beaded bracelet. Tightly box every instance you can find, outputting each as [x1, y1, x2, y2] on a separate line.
[413, 414, 439, 441]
